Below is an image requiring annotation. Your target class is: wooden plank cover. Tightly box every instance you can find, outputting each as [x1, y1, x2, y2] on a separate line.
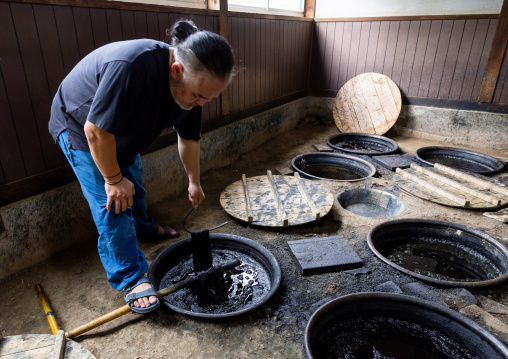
[395, 165, 508, 209]
[333, 72, 401, 135]
[220, 173, 334, 227]
[0, 334, 95, 358]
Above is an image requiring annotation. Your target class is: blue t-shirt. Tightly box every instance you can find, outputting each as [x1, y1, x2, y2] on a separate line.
[49, 39, 201, 165]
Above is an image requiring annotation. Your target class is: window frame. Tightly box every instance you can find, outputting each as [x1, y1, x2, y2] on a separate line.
[117, 0, 208, 10]
[228, 0, 305, 17]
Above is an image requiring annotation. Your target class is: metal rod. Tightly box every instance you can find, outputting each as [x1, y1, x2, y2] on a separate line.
[65, 259, 240, 339]
[35, 284, 59, 335]
[183, 206, 228, 232]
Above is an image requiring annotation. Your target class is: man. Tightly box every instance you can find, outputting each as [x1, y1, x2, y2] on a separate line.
[49, 20, 234, 313]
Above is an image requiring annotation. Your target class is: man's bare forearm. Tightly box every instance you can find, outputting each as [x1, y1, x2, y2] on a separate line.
[178, 136, 201, 185]
[84, 120, 121, 179]
[178, 135, 204, 208]
[84, 120, 134, 213]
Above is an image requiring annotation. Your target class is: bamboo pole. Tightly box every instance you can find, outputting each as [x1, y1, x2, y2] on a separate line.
[35, 284, 59, 335]
[66, 259, 240, 338]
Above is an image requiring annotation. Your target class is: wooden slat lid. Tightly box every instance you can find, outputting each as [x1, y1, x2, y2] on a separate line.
[333, 72, 401, 135]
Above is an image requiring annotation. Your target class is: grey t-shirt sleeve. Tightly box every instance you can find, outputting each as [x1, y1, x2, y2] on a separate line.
[87, 61, 144, 134]
[174, 106, 202, 141]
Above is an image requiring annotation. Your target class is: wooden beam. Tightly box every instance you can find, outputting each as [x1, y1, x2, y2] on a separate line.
[478, 0, 508, 103]
[315, 14, 499, 22]
[304, 0, 316, 18]
[229, 11, 312, 21]
[219, 0, 230, 116]
[5, 0, 217, 15]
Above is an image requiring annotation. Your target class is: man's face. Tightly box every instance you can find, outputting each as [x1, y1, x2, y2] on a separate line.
[170, 71, 228, 111]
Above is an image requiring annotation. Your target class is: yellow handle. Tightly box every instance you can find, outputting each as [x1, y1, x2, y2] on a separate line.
[35, 284, 59, 335]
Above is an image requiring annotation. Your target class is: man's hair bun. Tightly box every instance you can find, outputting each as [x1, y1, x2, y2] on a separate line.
[166, 19, 199, 46]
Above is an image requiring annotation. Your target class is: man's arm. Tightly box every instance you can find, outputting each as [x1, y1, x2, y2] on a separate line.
[178, 135, 204, 208]
[84, 120, 135, 214]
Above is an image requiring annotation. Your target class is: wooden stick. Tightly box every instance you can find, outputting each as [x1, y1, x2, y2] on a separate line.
[267, 171, 289, 226]
[294, 172, 320, 219]
[434, 163, 508, 197]
[66, 260, 240, 339]
[241, 174, 254, 222]
[53, 330, 66, 359]
[411, 164, 501, 206]
[396, 168, 470, 207]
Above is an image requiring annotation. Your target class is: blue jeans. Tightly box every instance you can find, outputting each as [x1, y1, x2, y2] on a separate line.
[57, 131, 157, 290]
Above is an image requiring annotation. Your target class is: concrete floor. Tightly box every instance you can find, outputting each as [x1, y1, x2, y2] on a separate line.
[1, 118, 508, 358]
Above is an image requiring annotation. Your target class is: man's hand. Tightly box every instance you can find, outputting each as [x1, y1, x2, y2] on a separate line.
[105, 176, 135, 214]
[188, 182, 205, 209]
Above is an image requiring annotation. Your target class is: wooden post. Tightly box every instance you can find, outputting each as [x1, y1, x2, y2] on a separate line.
[304, 0, 316, 18]
[219, 0, 230, 115]
[207, 0, 220, 10]
[478, 0, 508, 103]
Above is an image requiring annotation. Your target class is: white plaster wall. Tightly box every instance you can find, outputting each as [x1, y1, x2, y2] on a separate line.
[315, 0, 502, 18]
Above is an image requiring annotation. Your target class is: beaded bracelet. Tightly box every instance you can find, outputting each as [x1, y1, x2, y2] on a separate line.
[106, 176, 124, 186]
[103, 171, 122, 179]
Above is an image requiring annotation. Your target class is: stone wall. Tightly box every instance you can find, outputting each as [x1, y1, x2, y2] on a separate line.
[0, 99, 306, 279]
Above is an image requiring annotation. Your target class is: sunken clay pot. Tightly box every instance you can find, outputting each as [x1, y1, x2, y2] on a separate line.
[326, 132, 399, 156]
[148, 233, 281, 321]
[292, 152, 376, 182]
[367, 218, 508, 287]
[305, 293, 508, 359]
